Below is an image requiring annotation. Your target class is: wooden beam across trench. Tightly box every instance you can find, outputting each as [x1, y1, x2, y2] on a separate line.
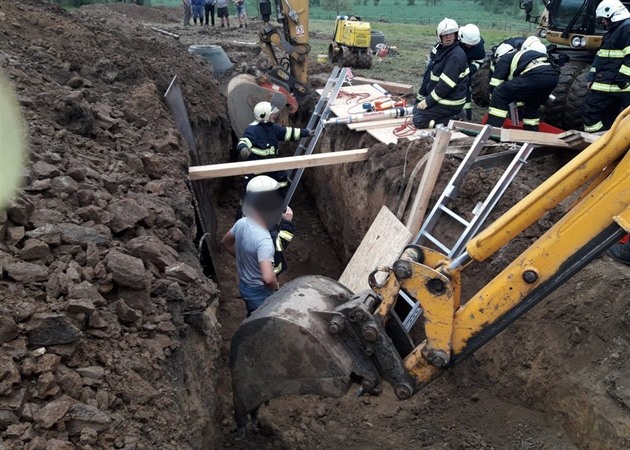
[188, 148, 369, 180]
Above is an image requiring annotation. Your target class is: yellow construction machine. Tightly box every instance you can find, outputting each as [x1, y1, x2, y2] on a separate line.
[230, 106, 630, 429]
[329, 16, 373, 69]
[227, 0, 311, 136]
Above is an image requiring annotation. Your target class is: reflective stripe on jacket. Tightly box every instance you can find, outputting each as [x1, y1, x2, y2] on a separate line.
[237, 122, 307, 159]
[588, 18, 630, 93]
[489, 49, 556, 93]
[424, 42, 469, 108]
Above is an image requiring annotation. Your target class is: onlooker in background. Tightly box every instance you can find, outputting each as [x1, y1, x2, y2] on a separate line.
[458, 24, 485, 120]
[581, 0, 630, 132]
[234, 0, 247, 28]
[413, 18, 469, 129]
[191, 0, 204, 25]
[204, 0, 216, 27]
[216, 0, 230, 28]
[182, 0, 192, 27]
[221, 176, 283, 316]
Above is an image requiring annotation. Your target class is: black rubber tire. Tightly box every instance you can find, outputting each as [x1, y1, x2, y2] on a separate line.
[341, 48, 357, 68]
[356, 51, 372, 69]
[563, 69, 589, 130]
[541, 62, 588, 129]
[471, 61, 491, 108]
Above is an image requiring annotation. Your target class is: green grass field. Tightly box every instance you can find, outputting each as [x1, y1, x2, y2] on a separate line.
[152, 0, 535, 33]
[307, 20, 516, 84]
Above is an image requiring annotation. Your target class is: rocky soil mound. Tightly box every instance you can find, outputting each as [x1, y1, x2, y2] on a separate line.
[0, 1, 230, 448]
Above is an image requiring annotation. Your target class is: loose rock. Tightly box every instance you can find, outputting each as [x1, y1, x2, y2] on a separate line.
[106, 250, 146, 289]
[27, 313, 82, 346]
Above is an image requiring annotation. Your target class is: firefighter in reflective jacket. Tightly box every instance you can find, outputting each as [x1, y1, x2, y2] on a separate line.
[459, 24, 485, 120]
[271, 208, 296, 275]
[582, 0, 630, 133]
[237, 102, 313, 188]
[487, 40, 559, 131]
[413, 18, 469, 129]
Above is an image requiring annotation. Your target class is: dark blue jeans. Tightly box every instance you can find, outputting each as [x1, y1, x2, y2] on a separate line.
[239, 281, 274, 316]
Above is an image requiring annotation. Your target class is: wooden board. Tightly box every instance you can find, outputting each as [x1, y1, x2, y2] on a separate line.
[349, 76, 415, 96]
[366, 126, 468, 146]
[338, 206, 412, 294]
[448, 120, 501, 136]
[405, 129, 451, 235]
[500, 128, 569, 148]
[317, 84, 387, 119]
[189, 148, 368, 180]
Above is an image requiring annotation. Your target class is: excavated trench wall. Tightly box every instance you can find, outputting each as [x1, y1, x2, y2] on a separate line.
[306, 129, 630, 448]
[0, 2, 229, 448]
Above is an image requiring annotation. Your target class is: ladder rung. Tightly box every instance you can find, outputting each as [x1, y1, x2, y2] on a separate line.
[438, 204, 470, 226]
[423, 232, 451, 254]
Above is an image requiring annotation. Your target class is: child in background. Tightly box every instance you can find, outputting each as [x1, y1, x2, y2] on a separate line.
[234, 0, 247, 28]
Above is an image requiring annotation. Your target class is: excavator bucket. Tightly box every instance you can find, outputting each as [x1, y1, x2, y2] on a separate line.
[230, 275, 380, 428]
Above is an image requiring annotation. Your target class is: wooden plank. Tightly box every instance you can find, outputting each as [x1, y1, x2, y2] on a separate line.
[339, 206, 412, 293]
[189, 148, 368, 180]
[349, 76, 415, 96]
[500, 128, 569, 148]
[448, 120, 501, 136]
[396, 153, 430, 220]
[316, 84, 386, 120]
[405, 129, 451, 235]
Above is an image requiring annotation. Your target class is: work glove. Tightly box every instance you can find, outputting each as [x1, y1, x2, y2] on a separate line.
[618, 80, 630, 90]
[239, 147, 251, 160]
[306, 129, 316, 137]
[417, 99, 428, 110]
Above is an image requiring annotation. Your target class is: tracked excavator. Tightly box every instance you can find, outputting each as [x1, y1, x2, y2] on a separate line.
[521, 0, 630, 129]
[230, 106, 630, 429]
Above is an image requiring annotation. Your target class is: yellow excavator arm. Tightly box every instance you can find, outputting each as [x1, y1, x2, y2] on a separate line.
[230, 107, 630, 429]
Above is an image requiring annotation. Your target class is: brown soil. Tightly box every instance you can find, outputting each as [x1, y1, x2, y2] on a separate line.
[1, 3, 629, 450]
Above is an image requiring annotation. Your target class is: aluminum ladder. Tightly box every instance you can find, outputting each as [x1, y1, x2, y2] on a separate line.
[282, 66, 348, 208]
[399, 124, 535, 331]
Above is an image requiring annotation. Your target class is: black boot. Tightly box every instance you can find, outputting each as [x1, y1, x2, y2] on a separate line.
[609, 241, 630, 265]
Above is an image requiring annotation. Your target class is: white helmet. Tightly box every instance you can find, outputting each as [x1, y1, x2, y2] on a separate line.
[494, 43, 514, 60]
[246, 175, 279, 193]
[527, 41, 548, 55]
[437, 18, 459, 37]
[521, 35, 541, 50]
[243, 175, 282, 223]
[596, 0, 630, 22]
[458, 24, 481, 45]
[253, 101, 279, 123]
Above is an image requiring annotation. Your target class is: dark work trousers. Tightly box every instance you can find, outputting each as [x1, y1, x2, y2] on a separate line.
[464, 89, 473, 120]
[412, 103, 463, 129]
[487, 71, 558, 131]
[204, 3, 215, 26]
[582, 90, 630, 132]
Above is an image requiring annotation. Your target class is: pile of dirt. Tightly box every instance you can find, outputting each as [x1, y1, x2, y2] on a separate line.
[0, 1, 231, 448]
